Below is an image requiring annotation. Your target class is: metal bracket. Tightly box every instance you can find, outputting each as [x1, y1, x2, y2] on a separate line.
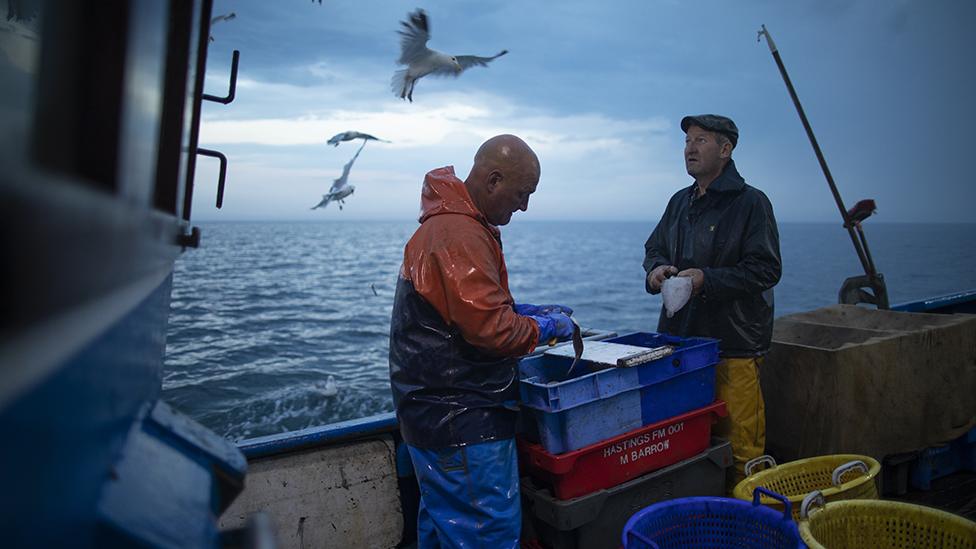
[839, 273, 890, 309]
[193, 49, 238, 210]
[757, 24, 777, 53]
[196, 148, 227, 208]
[202, 50, 239, 104]
[178, 226, 201, 249]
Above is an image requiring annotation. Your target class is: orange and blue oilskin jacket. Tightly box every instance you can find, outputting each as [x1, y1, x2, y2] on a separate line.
[389, 167, 540, 448]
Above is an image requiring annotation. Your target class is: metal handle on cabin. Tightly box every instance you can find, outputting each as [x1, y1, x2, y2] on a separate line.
[202, 50, 239, 104]
[831, 460, 868, 486]
[196, 148, 227, 208]
[744, 454, 777, 477]
[194, 51, 238, 210]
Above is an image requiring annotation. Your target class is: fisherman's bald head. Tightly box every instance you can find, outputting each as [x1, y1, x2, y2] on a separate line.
[465, 134, 541, 226]
[472, 134, 540, 178]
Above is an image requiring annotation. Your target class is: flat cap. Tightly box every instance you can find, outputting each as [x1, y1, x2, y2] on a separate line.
[680, 114, 738, 147]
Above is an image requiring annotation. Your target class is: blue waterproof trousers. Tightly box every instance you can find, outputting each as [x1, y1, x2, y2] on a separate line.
[406, 439, 520, 549]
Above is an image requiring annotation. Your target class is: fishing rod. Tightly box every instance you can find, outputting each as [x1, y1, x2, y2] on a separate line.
[757, 25, 889, 309]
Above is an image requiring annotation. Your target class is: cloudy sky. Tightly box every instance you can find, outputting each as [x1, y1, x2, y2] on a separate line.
[192, 0, 976, 223]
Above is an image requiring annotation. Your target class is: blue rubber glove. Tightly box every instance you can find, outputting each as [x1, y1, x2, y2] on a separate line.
[532, 312, 575, 345]
[514, 303, 574, 317]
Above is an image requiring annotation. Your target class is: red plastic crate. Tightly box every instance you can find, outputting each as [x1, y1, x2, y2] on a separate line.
[518, 401, 726, 500]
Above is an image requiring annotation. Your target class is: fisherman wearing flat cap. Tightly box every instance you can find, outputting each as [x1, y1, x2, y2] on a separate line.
[643, 114, 782, 491]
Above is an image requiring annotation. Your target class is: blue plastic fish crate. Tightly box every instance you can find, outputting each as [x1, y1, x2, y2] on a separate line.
[909, 426, 976, 490]
[519, 332, 719, 454]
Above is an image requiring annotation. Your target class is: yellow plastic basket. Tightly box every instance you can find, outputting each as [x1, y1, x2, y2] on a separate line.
[732, 454, 880, 520]
[798, 492, 976, 549]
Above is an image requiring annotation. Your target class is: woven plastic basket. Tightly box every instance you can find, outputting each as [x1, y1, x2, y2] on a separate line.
[622, 487, 803, 548]
[798, 491, 976, 549]
[732, 454, 880, 520]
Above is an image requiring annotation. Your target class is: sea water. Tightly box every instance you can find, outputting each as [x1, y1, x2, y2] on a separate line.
[162, 221, 975, 441]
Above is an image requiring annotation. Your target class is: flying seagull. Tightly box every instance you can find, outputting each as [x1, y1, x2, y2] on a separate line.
[311, 184, 354, 210]
[312, 140, 367, 210]
[392, 8, 508, 102]
[327, 131, 390, 147]
[209, 12, 236, 42]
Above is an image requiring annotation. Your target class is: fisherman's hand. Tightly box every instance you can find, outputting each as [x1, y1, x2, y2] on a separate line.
[514, 303, 574, 316]
[549, 312, 575, 340]
[676, 268, 704, 295]
[532, 312, 575, 344]
[647, 265, 678, 292]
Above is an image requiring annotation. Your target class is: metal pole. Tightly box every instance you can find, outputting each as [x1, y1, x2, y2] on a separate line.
[757, 25, 874, 278]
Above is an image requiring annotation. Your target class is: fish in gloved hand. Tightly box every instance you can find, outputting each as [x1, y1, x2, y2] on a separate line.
[513, 303, 574, 344]
[521, 307, 575, 345]
[566, 316, 584, 376]
[540, 313, 584, 377]
[662, 276, 693, 318]
[514, 302, 584, 375]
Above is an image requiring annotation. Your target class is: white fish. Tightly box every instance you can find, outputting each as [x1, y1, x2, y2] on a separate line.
[662, 276, 693, 318]
[392, 8, 508, 102]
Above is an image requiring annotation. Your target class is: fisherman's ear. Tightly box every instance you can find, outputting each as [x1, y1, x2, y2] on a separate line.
[719, 142, 732, 159]
[486, 170, 503, 192]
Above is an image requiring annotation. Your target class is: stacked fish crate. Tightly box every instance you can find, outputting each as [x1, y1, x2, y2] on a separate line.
[517, 332, 731, 549]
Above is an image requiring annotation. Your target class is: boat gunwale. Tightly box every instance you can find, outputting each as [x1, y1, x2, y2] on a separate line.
[235, 330, 620, 458]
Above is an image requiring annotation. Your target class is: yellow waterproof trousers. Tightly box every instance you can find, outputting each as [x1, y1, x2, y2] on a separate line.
[712, 356, 766, 493]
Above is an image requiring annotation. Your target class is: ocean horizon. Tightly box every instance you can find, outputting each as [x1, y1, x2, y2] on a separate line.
[162, 221, 976, 441]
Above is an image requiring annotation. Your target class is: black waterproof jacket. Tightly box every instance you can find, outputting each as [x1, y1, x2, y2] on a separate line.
[643, 159, 781, 356]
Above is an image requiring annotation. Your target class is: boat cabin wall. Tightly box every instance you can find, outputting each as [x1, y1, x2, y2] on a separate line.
[1, 0, 221, 546]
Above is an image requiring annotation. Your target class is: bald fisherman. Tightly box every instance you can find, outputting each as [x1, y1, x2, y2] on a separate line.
[389, 135, 575, 548]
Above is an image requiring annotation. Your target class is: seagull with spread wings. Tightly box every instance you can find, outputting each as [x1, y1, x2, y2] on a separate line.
[312, 140, 367, 211]
[392, 8, 508, 102]
[209, 12, 236, 42]
[326, 131, 390, 147]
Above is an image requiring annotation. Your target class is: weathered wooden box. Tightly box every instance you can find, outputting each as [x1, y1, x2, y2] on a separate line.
[762, 305, 976, 462]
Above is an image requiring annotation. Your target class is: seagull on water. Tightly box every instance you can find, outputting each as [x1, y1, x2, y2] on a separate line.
[327, 131, 390, 147]
[312, 140, 367, 211]
[392, 8, 508, 102]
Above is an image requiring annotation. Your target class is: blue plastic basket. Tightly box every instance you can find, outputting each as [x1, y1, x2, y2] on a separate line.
[622, 487, 804, 549]
[519, 333, 719, 411]
[519, 332, 719, 454]
[910, 426, 976, 490]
